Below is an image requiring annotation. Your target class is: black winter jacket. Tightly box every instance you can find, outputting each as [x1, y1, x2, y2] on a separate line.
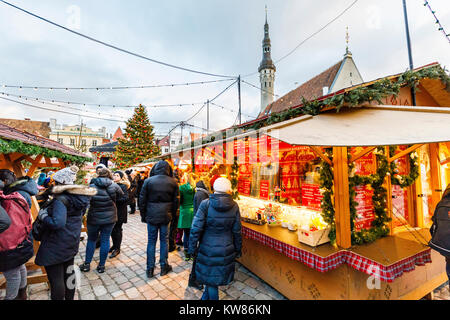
[88, 178, 123, 225]
[139, 161, 179, 225]
[116, 183, 129, 224]
[429, 193, 450, 257]
[35, 185, 96, 267]
[4, 176, 38, 209]
[188, 193, 242, 286]
[193, 181, 210, 215]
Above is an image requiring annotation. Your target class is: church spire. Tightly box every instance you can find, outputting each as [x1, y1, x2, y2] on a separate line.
[259, 5, 275, 73]
[259, 6, 276, 112]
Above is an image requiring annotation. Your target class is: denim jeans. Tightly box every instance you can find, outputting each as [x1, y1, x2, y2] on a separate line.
[201, 285, 219, 300]
[146, 222, 170, 271]
[183, 228, 190, 251]
[85, 223, 115, 267]
[3, 264, 27, 300]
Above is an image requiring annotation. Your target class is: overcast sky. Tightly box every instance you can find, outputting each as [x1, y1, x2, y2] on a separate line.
[0, 0, 449, 137]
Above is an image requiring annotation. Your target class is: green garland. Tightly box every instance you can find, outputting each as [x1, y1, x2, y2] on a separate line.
[389, 145, 420, 188]
[0, 138, 91, 165]
[348, 147, 391, 245]
[230, 156, 240, 200]
[175, 65, 450, 151]
[319, 148, 336, 244]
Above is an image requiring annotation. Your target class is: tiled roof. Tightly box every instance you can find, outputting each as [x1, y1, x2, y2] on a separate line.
[157, 136, 169, 147]
[0, 118, 51, 138]
[260, 61, 342, 116]
[112, 127, 124, 141]
[0, 122, 89, 158]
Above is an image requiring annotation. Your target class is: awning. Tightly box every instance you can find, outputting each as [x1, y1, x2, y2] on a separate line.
[264, 105, 450, 147]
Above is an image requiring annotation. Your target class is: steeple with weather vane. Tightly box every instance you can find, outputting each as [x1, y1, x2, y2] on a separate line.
[259, 5, 276, 112]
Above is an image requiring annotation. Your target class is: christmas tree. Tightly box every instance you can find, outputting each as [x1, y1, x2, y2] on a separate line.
[114, 104, 160, 169]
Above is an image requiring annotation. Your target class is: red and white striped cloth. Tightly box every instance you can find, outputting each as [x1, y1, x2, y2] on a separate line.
[242, 226, 432, 283]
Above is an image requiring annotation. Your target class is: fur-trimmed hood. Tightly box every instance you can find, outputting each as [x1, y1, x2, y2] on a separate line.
[116, 177, 130, 190]
[52, 184, 98, 196]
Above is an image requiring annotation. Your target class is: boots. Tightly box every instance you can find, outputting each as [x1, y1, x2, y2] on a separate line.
[160, 264, 172, 276]
[14, 285, 28, 300]
[188, 279, 204, 290]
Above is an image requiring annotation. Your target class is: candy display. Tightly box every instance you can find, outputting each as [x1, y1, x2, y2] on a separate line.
[237, 196, 330, 245]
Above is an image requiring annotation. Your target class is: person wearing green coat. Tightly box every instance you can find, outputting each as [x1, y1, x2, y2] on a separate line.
[177, 174, 196, 261]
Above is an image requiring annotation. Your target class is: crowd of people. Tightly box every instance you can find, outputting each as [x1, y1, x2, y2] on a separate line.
[3, 158, 447, 301]
[0, 159, 243, 300]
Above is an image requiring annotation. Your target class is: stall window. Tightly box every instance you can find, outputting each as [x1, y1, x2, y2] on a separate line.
[418, 145, 433, 227]
[391, 146, 412, 228]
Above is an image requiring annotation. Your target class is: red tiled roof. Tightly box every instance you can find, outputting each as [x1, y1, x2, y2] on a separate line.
[260, 61, 342, 116]
[112, 127, 124, 141]
[157, 136, 170, 147]
[0, 122, 89, 158]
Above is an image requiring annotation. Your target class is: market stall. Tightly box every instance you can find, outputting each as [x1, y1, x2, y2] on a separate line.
[167, 63, 450, 300]
[0, 123, 90, 288]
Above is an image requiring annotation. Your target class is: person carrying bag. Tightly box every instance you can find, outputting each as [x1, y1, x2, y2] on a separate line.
[0, 185, 34, 300]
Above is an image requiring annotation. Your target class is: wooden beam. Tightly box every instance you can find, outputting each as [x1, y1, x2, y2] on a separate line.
[388, 144, 424, 163]
[350, 146, 376, 163]
[332, 146, 351, 249]
[309, 146, 332, 166]
[385, 146, 394, 235]
[429, 143, 443, 214]
[44, 156, 53, 168]
[27, 154, 43, 177]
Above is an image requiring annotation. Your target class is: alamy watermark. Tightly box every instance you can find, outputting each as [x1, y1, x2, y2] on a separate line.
[366, 263, 381, 290]
[66, 5, 81, 30]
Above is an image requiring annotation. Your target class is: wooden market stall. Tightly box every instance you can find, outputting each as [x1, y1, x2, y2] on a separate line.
[0, 123, 91, 288]
[166, 63, 450, 300]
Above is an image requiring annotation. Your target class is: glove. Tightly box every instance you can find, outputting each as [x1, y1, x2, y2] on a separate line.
[235, 251, 242, 259]
[38, 209, 49, 222]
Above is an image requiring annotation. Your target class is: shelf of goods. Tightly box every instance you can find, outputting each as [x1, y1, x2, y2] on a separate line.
[236, 196, 331, 247]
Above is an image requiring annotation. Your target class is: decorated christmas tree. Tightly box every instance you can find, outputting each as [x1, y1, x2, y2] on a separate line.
[114, 104, 160, 169]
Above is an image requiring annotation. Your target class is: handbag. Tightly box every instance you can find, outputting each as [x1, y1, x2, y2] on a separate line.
[189, 200, 210, 284]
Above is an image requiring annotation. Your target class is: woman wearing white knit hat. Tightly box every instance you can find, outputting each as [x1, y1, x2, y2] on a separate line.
[188, 176, 242, 300]
[35, 165, 97, 300]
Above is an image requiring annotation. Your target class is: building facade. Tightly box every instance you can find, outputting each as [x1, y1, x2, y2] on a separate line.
[49, 118, 109, 157]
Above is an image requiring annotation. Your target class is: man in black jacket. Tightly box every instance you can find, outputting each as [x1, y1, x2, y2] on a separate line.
[139, 160, 179, 278]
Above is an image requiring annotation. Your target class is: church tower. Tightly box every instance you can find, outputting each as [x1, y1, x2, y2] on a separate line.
[258, 6, 276, 112]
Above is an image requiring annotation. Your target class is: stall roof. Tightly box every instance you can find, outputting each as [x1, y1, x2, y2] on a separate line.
[264, 105, 450, 147]
[89, 141, 118, 153]
[0, 122, 89, 158]
[171, 105, 450, 153]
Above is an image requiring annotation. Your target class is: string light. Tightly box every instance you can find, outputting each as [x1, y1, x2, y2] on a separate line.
[0, 0, 236, 79]
[424, 0, 450, 43]
[0, 78, 235, 91]
[0, 91, 205, 109]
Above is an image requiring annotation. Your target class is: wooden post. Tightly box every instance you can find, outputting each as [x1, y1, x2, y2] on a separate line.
[27, 155, 43, 177]
[385, 147, 394, 235]
[333, 147, 351, 249]
[429, 143, 442, 214]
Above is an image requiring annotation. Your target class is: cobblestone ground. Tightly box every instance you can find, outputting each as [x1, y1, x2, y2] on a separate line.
[1, 213, 286, 301]
[1, 212, 448, 300]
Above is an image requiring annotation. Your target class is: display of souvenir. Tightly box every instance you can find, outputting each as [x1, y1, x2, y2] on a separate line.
[236, 196, 330, 244]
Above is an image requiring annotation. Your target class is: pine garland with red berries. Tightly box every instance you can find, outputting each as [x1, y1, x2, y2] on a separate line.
[114, 104, 160, 169]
